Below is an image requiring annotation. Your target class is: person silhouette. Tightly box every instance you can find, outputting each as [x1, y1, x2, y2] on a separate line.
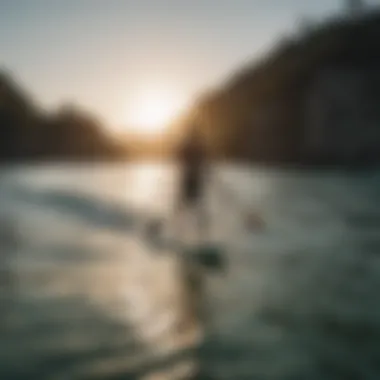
[175, 123, 209, 241]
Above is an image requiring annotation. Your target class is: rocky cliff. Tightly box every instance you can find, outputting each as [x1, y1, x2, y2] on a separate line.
[192, 8, 380, 167]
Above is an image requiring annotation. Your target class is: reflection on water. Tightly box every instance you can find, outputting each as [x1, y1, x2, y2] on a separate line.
[129, 164, 177, 211]
[0, 164, 380, 379]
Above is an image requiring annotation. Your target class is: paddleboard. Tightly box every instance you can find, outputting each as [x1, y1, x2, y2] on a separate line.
[143, 217, 226, 273]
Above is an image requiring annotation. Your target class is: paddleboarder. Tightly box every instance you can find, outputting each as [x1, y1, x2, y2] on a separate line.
[175, 122, 209, 240]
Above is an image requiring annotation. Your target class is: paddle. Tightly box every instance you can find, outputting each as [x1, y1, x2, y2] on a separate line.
[143, 170, 266, 245]
[212, 174, 266, 232]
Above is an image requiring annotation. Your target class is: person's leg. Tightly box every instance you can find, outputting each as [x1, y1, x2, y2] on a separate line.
[194, 191, 209, 242]
[173, 193, 190, 242]
[176, 197, 204, 243]
[175, 177, 209, 242]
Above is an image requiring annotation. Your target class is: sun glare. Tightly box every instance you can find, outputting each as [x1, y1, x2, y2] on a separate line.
[125, 87, 187, 136]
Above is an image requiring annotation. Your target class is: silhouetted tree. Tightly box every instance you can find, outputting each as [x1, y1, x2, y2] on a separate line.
[0, 71, 127, 162]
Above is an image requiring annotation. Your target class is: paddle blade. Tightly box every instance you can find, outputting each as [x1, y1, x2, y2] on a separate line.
[189, 245, 227, 274]
[245, 212, 266, 231]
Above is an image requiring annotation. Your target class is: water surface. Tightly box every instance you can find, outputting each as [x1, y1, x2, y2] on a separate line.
[1, 163, 380, 379]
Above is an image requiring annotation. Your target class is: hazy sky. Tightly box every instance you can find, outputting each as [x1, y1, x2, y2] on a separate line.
[1, 0, 377, 129]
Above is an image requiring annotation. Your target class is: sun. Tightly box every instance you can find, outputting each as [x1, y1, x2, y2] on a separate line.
[125, 87, 187, 136]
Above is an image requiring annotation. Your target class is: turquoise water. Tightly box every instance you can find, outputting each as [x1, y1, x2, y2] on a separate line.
[0, 164, 380, 379]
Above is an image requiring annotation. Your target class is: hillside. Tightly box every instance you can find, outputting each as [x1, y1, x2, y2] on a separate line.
[193, 8, 380, 166]
[0, 71, 126, 163]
